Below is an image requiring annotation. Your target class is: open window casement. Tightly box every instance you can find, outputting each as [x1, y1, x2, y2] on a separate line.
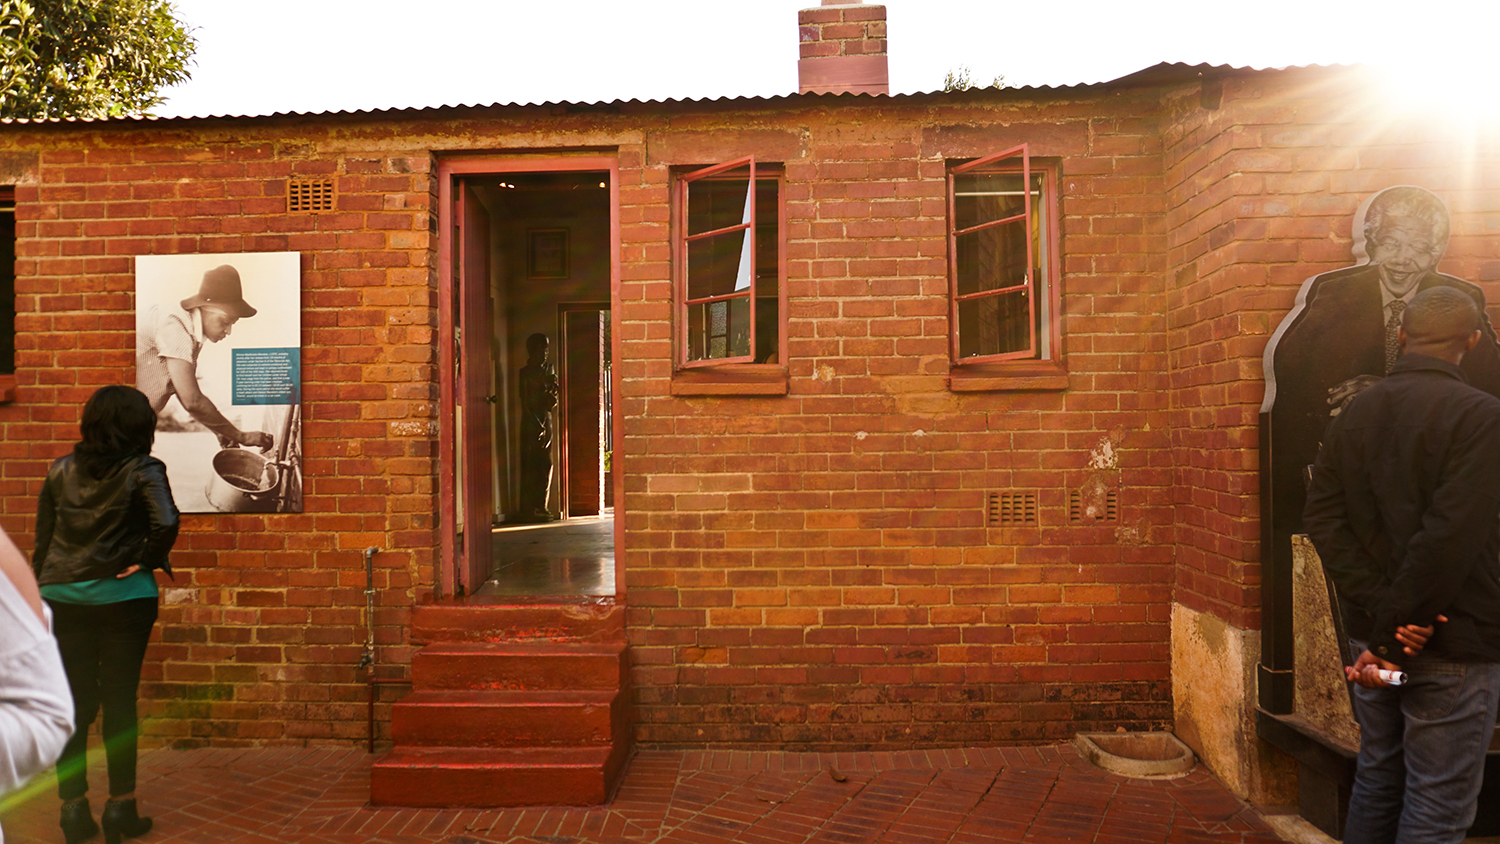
[679, 156, 758, 367]
[948, 144, 1047, 363]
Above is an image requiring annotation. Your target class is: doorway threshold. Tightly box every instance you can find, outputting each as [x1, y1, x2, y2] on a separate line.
[473, 512, 615, 598]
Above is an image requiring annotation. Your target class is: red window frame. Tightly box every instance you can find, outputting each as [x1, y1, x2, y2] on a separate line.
[947, 144, 1060, 367]
[0, 185, 15, 400]
[676, 156, 759, 368]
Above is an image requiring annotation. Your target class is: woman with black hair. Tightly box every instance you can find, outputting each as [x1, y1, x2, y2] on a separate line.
[33, 385, 179, 844]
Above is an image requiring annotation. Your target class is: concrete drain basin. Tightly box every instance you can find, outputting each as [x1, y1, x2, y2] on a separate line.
[1073, 731, 1196, 777]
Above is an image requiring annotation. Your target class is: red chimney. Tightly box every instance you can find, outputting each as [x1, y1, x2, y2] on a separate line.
[797, 1, 889, 96]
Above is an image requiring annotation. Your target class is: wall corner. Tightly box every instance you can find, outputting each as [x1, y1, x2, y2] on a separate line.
[1171, 601, 1298, 805]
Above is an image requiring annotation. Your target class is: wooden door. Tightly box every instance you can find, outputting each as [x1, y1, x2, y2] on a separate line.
[458, 184, 494, 592]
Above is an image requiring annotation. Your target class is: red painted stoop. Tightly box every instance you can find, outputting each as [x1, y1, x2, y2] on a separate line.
[370, 599, 631, 808]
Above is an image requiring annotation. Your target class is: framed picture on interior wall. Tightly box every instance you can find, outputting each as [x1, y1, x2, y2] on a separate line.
[528, 228, 569, 279]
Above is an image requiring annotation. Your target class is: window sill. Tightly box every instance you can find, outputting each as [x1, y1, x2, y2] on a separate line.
[948, 360, 1068, 392]
[0, 374, 16, 403]
[670, 364, 789, 396]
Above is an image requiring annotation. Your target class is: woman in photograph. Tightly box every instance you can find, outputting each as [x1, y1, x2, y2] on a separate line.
[33, 385, 179, 844]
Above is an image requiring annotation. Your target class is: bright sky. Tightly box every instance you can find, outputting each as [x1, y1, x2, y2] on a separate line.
[155, 0, 1495, 119]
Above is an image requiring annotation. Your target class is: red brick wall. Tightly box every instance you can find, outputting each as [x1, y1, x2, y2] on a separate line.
[798, 3, 887, 59]
[0, 123, 438, 744]
[620, 96, 1175, 746]
[1162, 68, 1500, 632]
[0, 85, 1187, 749]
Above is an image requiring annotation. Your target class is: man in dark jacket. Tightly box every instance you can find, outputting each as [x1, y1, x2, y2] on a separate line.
[1304, 286, 1500, 843]
[1263, 189, 1500, 653]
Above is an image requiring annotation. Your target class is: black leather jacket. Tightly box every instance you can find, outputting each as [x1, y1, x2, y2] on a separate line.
[33, 453, 179, 585]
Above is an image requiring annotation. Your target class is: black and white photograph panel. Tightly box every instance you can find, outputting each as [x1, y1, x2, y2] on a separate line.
[135, 251, 302, 514]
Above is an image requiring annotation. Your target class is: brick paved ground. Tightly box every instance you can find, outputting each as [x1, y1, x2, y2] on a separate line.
[0, 743, 1286, 844]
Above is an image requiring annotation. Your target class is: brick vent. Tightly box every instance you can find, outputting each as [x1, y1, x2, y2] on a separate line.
[988, 491, 1037, 526]
[288, 177, 336, 212]
[1069, 490, 1119, 523]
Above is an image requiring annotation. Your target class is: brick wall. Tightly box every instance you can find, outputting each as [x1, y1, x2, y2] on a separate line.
[1162, 68, 1500, 632]
[797, 2, 888, 96]
[798, 3, 887, 60]
[620, 94, 1175, 747]
[0, 81, 1209, 749]
[0, 121, 439, 744]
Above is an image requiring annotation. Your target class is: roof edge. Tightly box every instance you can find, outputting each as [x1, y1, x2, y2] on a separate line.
[0, 62, 1366, 127]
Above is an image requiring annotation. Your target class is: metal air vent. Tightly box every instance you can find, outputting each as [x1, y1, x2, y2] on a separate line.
[1069, 489, 1119, 523]
[988, 492, 1037, 527]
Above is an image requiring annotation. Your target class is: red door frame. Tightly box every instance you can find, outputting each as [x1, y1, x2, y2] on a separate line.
[436, 154, 623, 600]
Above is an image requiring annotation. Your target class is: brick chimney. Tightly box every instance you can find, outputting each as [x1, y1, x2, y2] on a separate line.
[797, 1, 889, 96]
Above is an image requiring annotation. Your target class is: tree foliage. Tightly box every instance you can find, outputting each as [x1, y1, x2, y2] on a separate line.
[942, 65, 1007, 92]
[0, 0, 195, 119]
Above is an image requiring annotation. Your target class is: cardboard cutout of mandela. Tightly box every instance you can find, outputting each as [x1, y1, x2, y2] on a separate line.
[136, 252, 303, 514]
[1262, 186, 1500, 632]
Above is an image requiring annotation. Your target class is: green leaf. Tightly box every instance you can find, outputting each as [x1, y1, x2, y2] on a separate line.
[0, 0, 196, 119]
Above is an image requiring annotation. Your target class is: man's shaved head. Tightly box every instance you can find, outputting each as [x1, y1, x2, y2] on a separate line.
[1403, 287, 1479, 345]
[1400, 287, 1483, 364]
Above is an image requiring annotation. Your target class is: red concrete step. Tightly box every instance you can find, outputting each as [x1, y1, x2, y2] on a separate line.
[377, 604, 633, 808]
[370, 745, 629, 807]
[411, 599, 624, 644]
[390, 689, 624, 747]
[412, 641, 626, 691]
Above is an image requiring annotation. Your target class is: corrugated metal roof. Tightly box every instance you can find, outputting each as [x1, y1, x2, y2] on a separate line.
[0, 62, 1358, 126]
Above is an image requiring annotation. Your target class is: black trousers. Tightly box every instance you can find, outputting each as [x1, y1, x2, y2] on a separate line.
[47, 597, 158, 800]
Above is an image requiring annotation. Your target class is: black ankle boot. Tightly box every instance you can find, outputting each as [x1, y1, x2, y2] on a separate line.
[59, 798, 99, 844]
[100, 798, 151, 844]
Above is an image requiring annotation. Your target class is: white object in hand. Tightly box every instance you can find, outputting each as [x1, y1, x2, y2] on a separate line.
[1376, 668, 1407, 685]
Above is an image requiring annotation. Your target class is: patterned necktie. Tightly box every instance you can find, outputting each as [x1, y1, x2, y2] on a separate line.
[1385, 299, 1406, 373]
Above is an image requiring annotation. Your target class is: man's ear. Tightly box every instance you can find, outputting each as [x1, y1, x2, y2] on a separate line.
[1466, 329, 1482, 352]
[1398, 326, 1409, 349]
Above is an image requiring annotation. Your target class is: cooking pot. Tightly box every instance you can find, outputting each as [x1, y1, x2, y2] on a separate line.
[206, 447, 281, 512]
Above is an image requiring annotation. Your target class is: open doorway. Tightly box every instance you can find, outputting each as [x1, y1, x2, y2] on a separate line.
[438, 158, 620, 600]
[483, 301, 613, 599]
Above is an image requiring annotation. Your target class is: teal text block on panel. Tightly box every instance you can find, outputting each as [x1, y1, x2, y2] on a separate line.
[232, 348, 300, 405]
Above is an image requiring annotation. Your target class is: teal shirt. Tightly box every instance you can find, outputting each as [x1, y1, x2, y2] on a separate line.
[40, 570, 159, 605]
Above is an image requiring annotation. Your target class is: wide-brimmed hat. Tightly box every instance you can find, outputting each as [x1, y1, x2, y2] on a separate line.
[180, 264, 257, 318]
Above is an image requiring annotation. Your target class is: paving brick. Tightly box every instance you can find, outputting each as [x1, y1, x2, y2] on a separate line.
[0, 741, 1295, 844]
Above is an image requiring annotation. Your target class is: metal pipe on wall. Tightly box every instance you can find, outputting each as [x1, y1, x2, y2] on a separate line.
[356, 546, 412, 752]
[359, 546, 377, 670]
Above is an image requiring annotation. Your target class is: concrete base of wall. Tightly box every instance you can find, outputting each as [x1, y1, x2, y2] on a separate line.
[1171, 602, 1297, 805]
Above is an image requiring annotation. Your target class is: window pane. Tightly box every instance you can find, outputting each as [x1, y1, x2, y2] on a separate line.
[954, 171, 1026, 231]
[687, 167, 752, 236]
[950, 163, 1050, 363]
[687, 295, 751, 362]
[956, 220, 1029, 297]
[687, 229, 752, 301]
[957, 289, 1034, 359]
[754, 179, 778, 363]
[677, 167, 780, 367]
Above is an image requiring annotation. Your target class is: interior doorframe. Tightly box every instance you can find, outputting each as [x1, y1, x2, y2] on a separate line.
[557, 301, 611, 519]
[436, 153, 623, 600]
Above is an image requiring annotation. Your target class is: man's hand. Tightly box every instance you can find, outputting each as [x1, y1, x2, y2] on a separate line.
[1395, 614, 1447, 656]
[115, 565, 141, 579]
[1328, 375, 1383, 415]
[238, 430, 274, 451]
[1347, 648, 1403, 689]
